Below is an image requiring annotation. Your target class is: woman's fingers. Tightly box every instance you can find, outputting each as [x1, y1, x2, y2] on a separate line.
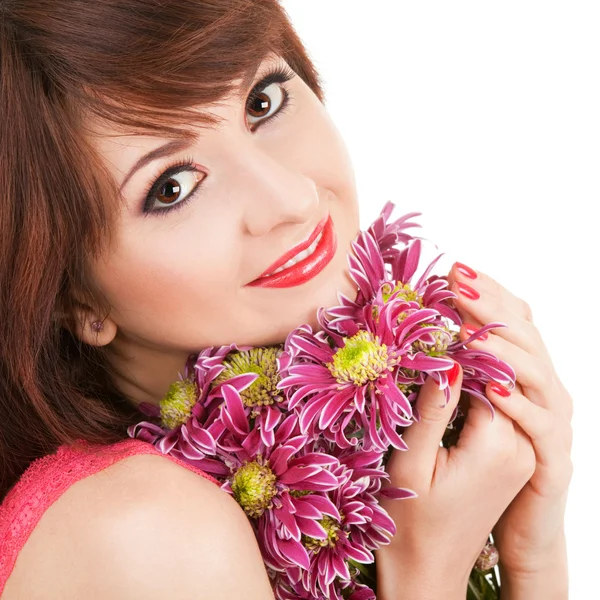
[485, 382, 574, 497]
[450, 391, 507, 470]
[455, 318, 571, 422]
[391, 362, 463, 490]
[447, 263, 549, 359]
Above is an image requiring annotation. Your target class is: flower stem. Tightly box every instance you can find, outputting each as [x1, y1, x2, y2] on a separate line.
[490, 564, 501, 591]
[467, 577, 484, 600]
[468, 568, 500, 600]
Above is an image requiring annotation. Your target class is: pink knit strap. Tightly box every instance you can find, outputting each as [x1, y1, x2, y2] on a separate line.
[0, 437, 221, 593]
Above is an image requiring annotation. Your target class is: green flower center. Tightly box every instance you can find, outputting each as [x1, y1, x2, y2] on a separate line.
[231, 459, 277, 518]
[396, 367, 420, 397]
[302, 515, 345, 553]
[382, 281, 423, 306]
[213, 347, 283, 409]
[327, 330, 390, 386]
[397, 381, 419, 395]
[159, 378, 198, 430]
[413, 323, 453, 357]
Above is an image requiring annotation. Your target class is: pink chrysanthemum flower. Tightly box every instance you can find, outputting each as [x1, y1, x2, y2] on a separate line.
[366, 200, 425, 265]
[278, 322, 411, 452]
[274, 574, 376, 600]
[279, 291, 463, 451]
[127, 344, 255, 477]
[127, 366, 217, 474]
[213, 387, 345, 572]
[266, 447, 415, 599]
[206, 345, 290, 448]
[279, 445, 415, 599]
[330, 229, 461, 329]
[321, 202, 517, 419]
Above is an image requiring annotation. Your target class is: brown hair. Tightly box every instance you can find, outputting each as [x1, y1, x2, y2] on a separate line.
[0, 0, 326, 501]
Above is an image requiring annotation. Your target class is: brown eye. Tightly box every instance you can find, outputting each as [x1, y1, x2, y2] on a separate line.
[247, 82, 286, 125]
[150, 169, 203, 211]
[156, 178, 181, 205]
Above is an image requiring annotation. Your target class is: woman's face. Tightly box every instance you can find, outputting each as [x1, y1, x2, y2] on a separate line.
[82, 53, 361, 406]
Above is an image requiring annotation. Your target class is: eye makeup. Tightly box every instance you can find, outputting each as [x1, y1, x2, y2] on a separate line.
[140, 63, 297, 217]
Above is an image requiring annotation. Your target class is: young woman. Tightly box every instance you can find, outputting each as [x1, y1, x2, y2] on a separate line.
[0, 1, 573, 598]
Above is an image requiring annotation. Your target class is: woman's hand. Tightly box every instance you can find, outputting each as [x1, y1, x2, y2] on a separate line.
[376, 356, 537, 599]
[446, 261, 574, 578]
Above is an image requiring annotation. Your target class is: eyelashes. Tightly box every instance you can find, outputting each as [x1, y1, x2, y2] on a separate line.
[246, 63, 296, 124]
[141, 63, 296, 217]
[141, 156, 203, 218]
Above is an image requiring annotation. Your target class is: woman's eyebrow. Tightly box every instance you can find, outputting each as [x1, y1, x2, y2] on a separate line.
[119, 138, 195, 193]
[118, 56, 281, 193]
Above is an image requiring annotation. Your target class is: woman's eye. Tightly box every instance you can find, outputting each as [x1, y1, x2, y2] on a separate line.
[246, 81, 289, 129]
[143, 67, 294, 216]
[145, 167, 204, 213]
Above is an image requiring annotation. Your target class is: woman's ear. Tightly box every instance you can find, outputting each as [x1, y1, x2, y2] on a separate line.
[66, 301, 118, 346]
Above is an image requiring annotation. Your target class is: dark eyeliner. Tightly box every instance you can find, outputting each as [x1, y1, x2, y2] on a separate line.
[245, 63, 296, 128]
[141, 63, 296, 217]
[141, 157, 200, 216]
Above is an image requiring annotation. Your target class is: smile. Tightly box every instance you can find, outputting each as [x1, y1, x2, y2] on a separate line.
[246, 216, 337, 289]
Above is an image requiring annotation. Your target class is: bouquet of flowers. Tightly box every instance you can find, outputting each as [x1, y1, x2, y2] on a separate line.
[128, 201, 508, 599]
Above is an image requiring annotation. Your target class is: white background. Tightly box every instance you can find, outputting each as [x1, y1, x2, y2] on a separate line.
[283, 1, 599, 596]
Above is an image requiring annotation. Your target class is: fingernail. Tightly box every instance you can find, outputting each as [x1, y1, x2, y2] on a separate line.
[455, 262, 478, 279]
[455, 281, 480, 300]
[448, 362, 461, 386]
[464, 323, 488, 341]
[490, 381, 512, 397]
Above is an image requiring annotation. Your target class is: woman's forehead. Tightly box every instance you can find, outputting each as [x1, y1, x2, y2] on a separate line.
[85, 51, 287, 144]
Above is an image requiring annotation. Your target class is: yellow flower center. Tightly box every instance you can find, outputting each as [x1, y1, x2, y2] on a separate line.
[213, 347, 283, 409]
[381, 281, 423, 306]
[159, 378, 198, 429]
[231, 459, 277, 518]
[397, 368, 420, 396]
[327, 330, 390, 386]
[414, 323, 454, 357]
[302, 515, 345, 553]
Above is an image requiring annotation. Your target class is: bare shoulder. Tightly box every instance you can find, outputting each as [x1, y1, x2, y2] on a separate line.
[3, 453, 275, 600]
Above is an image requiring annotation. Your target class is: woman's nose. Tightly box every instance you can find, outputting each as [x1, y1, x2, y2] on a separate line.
[236, 151, 320, 238]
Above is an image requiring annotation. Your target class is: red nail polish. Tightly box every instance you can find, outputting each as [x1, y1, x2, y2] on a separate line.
[455, 262, 478, 279]
[456, 281, 480, 300]
[464, 323, 488, 341]
[490, 381, 512, 397]
[447, 362, 461, 386]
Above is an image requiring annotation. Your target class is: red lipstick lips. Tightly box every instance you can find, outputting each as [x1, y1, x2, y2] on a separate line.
[247, 215, 337, 288]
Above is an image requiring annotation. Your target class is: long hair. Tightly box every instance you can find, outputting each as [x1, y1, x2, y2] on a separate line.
[0, 0, 326, 502]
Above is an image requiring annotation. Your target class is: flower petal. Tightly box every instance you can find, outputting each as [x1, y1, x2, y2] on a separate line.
[277, 538, 311, 570]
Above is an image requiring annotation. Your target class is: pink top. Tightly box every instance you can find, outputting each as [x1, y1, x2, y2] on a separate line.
[0, 437, 221, 595]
